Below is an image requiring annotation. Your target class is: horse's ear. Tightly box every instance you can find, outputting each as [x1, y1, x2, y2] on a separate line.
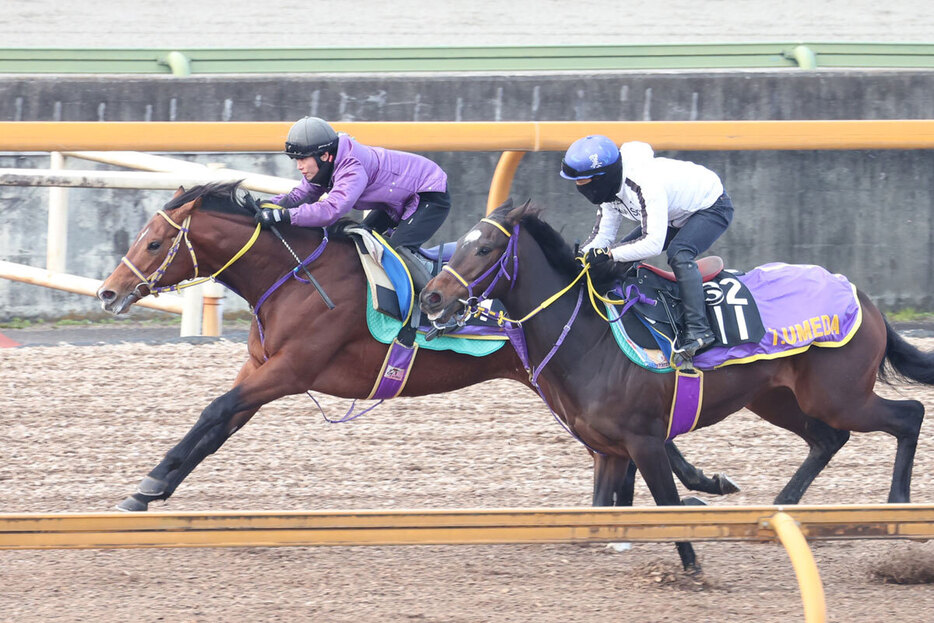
[172, 186, 185, 198]
[506, 198, 537, 225]
[191, 197, 203, 209]
[496, 197, 513, 212]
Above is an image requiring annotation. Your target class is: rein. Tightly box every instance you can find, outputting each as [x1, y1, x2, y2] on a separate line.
[443, 217, 618, 452]
[121, 209, 261, 297]
[247, 230, 385, 423]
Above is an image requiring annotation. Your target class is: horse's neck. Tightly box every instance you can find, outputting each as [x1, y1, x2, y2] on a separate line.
[192, 215, 328, 306]
[505, 232, 613, 371]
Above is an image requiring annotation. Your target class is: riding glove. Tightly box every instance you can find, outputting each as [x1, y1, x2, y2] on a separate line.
[255, 205, 291, 228]
[584, 247, 612, 267]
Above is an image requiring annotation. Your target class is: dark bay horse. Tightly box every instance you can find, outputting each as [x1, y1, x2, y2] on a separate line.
[96, 182, 733, 513]
[419, 200, 934, 571]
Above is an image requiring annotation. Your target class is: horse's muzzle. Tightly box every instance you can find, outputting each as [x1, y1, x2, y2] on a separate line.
[97, 287, 139, 315]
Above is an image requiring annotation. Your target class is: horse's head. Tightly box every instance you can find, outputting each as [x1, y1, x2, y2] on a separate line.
[97, 182, 254, 314]
[420, 199, 536, 325]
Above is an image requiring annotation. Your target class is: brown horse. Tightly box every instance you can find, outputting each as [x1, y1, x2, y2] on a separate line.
[96, 182, 733, 513]
[420, 200, 934, 571]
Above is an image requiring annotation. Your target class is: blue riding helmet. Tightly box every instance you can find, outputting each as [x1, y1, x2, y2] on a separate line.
[559, 135, 621, 180]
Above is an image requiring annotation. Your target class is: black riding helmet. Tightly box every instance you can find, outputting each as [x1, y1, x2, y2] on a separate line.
[284, 117, 340, 186]
[285, 116, 339, 159]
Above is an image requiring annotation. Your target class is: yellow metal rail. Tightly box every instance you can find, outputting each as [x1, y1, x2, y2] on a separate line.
[4, 120, 931, 213]
[768, 512, 827, 623]
[7, 504, 932, 623]
[1, 120, 933, 153]
[3, 504, 931, 550]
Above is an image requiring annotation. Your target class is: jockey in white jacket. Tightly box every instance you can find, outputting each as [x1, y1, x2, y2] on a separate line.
[561, 136, 735, 359]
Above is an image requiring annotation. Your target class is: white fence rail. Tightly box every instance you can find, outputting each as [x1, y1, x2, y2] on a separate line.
[1, 152, 295, 336]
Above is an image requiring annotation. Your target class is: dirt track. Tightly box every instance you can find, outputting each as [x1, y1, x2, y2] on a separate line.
[3, 338, 934, 622]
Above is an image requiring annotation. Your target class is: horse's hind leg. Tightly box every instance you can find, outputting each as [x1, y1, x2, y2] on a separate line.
[747, 388, 850, 505]
[666, 441, 740, 496]
[820, 394, 924, 503]
[883, 397, 924, 502]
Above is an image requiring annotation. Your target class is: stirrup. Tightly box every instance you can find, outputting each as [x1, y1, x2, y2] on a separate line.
[674, 332, 715, 358]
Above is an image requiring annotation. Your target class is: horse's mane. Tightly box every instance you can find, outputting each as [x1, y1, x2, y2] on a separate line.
[162, 181, 255, 217]
[489, 201, 628, 283]
[518, 211, 582, 279]
[162, 181, 358, 241]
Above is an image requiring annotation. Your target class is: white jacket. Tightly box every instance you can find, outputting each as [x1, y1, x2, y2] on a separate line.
[581, 141, 724, 262]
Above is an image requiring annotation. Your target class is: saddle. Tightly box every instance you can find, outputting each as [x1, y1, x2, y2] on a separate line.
[345, 226, 453, 323]
[610, 256, 766, 356]
[345, 226, 507, 336]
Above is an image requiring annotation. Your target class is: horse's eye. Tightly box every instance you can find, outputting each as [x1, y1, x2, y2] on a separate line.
[477, 246, 491, 256]
[147, 241, 162, 252]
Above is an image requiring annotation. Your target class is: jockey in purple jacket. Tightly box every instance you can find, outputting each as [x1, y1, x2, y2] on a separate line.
[256, 116, 451, 291]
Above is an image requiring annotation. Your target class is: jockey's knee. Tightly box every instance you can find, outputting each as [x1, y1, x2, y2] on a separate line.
[667, 248, 697, 266]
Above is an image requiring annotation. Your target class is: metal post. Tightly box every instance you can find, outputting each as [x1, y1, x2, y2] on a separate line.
[180, 283, 203, 336]
[486, 150, 526, 215]
[201, 281, 225, 337]
[47, 152, 68, 273]
[767, 511, 827, 623]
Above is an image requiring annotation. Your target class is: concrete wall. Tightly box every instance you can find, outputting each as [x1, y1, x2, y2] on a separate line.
[1, 70, 932, 320]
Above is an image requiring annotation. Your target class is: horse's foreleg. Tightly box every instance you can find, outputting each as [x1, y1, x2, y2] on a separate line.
[117, 389, 260, 511]
[665, 440, 740, 496]
[117, 355, 301, 512]
[747, 389, 850, 505]
[592, 454, 635, 507]
[628, 434, 699, 572]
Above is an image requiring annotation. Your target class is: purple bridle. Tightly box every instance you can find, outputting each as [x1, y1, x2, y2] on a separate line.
[438, 217, 520, 324]
[440, 216, 600, 452]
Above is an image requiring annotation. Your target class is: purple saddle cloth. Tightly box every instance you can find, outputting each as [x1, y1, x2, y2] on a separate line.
[693, 262, 862, 369]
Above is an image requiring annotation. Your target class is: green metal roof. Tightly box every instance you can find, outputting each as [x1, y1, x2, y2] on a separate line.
[0, 43, 932, 75]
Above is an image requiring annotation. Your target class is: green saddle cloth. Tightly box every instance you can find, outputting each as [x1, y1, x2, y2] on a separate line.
[366, 289, 506, 357]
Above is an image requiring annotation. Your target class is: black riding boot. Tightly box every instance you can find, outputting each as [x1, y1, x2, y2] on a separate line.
[393, 245, 433, 295]
[671, 259, 716, 358]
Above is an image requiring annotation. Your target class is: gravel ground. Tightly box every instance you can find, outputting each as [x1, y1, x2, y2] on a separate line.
[3, 337, 934, 622]
[2, 1, 932, 621]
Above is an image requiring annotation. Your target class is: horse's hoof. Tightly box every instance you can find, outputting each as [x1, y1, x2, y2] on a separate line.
[137, 476, 168, 496]
[684, 562, 703, 577]
[115, 494, 149, 512]
[681, 496, 708, 506]
[715, 473, 741, 495]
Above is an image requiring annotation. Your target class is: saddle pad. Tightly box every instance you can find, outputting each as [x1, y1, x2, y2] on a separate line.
[366, 289, 506, 356]
[608, 262, 862, 371]
[349, 227, 413, 323]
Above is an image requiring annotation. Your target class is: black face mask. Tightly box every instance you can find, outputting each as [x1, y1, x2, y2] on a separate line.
[576, 159, 623, 205]
[310, 154, 335, 187]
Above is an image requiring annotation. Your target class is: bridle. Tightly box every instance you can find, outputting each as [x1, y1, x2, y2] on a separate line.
[120, 209, 261, 299]
[438, 217, 588, 328]
[436, 217, 520, 327]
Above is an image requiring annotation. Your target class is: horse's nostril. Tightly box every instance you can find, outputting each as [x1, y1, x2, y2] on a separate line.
[99, 290, 115, 302]
[425, 291, 442, 308]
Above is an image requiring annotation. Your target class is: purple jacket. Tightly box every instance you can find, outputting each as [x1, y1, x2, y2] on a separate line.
[272, 135, 448, 227]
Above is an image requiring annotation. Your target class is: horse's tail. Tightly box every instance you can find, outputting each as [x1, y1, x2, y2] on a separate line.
[879, 316, 934, 385]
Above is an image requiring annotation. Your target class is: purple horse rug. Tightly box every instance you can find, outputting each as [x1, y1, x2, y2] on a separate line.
[693, 262, 862, 369]
[610, 262, 862, 374]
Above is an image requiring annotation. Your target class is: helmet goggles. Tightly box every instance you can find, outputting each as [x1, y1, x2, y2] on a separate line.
[285, 139, 336, 160]
[559, 160, 615, 180]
